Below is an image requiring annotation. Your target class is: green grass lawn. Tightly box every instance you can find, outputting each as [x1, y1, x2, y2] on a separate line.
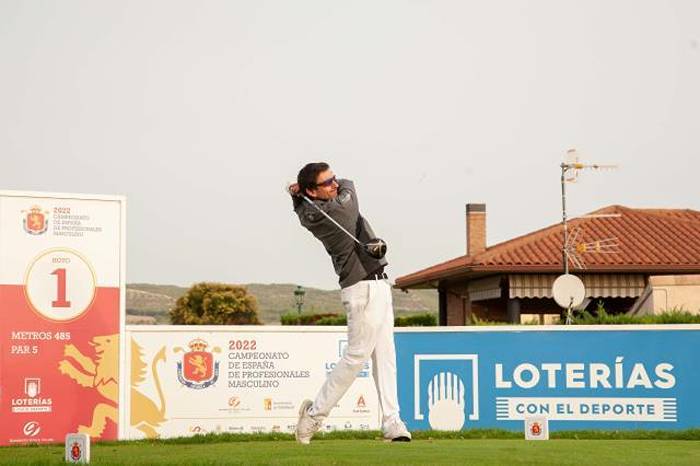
[1, 437, 699, 465]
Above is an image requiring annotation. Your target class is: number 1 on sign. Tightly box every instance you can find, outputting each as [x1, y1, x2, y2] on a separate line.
[51, 268, 71, 308]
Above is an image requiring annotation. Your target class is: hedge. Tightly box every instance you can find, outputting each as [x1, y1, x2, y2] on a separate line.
[567, 308, 700, 325]
[281, 312, 437, 327]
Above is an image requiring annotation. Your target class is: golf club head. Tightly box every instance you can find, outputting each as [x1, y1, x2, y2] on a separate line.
[363, 238, 387, 259]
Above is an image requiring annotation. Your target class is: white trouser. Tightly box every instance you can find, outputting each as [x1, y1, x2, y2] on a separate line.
[309, 277, 400, 428]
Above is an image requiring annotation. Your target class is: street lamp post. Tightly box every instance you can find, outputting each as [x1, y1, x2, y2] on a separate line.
[294, 286, 305, 314]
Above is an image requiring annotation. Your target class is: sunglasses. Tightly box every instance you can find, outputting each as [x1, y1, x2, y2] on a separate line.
[315, 175, 337, 188]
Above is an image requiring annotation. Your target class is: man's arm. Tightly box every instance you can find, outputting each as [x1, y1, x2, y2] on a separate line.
[288, 183, 304, 210]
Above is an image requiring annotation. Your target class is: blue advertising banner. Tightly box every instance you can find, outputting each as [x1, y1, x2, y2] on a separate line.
[394, 326, 700, 431]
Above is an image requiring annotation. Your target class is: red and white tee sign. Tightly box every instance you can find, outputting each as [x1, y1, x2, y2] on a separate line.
[0, 191, 125, 445]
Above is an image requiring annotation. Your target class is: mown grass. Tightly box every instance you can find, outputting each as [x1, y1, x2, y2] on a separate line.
[2, 430, 699, 465]
[1, 437, 699, 466]
[5, 428, 700, 449]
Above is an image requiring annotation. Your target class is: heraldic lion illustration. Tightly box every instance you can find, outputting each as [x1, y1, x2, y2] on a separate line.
[58, 334, 120, 438]
[130, 338, 167, 438]
[59, 335, 167, 439]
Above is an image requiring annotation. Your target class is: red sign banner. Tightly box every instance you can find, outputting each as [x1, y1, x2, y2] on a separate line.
[0, 192, 125, 445]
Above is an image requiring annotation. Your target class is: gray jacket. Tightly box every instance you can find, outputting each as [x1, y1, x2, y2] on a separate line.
[292, 179, 388, 289]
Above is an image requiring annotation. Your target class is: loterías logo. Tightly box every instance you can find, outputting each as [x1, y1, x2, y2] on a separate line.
[413, 354, 480, 431]
[22, 206, 49, 235]
[25, 378, 40, 398]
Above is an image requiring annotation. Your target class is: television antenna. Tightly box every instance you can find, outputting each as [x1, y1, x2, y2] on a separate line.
[564, 226, 621, 270]
[560, 149, 619, 274]
[559, 149, 619, 324]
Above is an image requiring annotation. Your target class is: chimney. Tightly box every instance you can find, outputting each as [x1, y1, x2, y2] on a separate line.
[466, 203, 486, 255]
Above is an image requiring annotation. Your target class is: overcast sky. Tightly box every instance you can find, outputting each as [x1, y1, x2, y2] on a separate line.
[2, 1, 698, 290]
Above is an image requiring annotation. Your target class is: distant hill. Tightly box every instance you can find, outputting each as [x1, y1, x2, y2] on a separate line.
[126, 282, 438, 325]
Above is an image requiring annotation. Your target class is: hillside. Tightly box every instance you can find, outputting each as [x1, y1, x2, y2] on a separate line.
[126, 282, 438, 325]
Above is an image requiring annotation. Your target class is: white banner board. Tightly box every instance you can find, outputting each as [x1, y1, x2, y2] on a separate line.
[124, 326, 380, 438]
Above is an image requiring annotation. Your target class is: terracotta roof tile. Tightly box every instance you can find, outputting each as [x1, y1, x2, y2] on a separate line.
[396, 206, 700, 289]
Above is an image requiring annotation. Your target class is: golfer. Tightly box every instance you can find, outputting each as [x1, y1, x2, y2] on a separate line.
[288, 162, 411, 444]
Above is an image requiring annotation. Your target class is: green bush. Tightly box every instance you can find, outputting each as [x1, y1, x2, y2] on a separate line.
[565, 303, 700, 325]
[314, 315, 348, 325]
[281, 311, 437, 326]
[465, 302, 700, 326]
[394, 313, 437, 327]
[279, 312, 299, 325]
[471, 315, 539, 326]
[280, 311, 346, 325]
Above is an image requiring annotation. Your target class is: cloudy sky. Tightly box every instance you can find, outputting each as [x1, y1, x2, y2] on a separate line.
[2, 1, 698, 290]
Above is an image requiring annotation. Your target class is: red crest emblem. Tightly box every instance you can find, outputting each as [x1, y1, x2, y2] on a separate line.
[176, 338, 220, 389]
[23, 206, 49, 235]
[71, 442, 82, 461]
[530, 422, 541, 436]
[184, 351, 214, 382]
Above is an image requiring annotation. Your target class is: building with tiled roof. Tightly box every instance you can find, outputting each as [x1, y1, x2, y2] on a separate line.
[395, 204, 700, 325]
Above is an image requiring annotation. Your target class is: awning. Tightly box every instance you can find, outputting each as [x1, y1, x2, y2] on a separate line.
[508, 274, 645, 299]
[468, 276, 502, 301]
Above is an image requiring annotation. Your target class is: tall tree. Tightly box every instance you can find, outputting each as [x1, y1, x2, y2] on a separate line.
[170, 282, 260, 325]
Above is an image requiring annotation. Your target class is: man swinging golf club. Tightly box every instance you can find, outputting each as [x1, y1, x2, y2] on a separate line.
[287, 162, 411, 444]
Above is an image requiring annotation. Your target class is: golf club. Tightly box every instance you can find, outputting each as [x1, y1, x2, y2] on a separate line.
[287, 184, 387, 259]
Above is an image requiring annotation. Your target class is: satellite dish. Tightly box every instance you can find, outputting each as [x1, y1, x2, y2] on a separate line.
[552, 274, 586, 309]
